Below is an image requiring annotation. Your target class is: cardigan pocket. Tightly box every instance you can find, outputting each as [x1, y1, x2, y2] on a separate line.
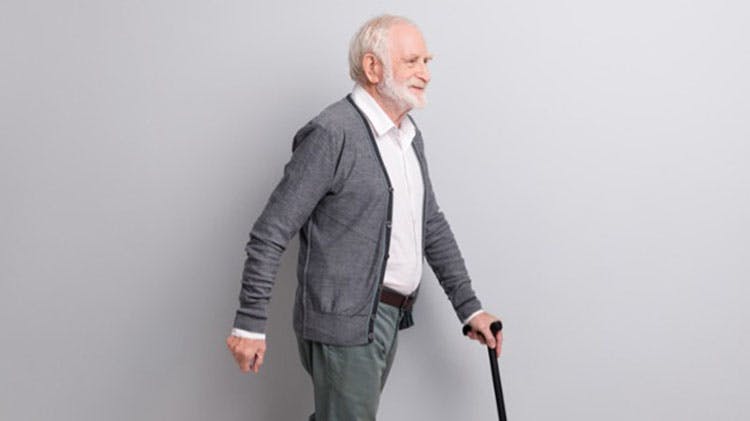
[303, 209, 382, 316]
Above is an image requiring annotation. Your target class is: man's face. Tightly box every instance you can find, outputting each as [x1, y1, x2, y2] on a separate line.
[376, 23, 433, 111]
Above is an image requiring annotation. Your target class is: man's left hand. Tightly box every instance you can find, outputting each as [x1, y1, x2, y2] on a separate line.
[465, 311, 503, 358]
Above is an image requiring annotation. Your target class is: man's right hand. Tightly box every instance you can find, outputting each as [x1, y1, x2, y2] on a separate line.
[226, 335, 266, 373]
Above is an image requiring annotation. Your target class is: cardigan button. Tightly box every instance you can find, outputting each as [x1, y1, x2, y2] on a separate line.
[385, 221, 392, 228]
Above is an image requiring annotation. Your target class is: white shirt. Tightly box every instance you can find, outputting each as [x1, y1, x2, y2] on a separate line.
[350, 83, 425, 297]
[232, 85, 481, 340]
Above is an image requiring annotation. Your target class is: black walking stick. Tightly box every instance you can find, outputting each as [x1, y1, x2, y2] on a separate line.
[462, 320, 506, 421]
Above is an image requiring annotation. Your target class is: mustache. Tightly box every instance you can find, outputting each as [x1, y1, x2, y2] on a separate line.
[409, 79, 427, 89]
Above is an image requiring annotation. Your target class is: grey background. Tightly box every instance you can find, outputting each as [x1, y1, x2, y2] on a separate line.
[1, 1, 748, 420]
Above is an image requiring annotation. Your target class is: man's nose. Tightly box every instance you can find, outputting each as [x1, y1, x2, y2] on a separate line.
[417, 62, 431, 84]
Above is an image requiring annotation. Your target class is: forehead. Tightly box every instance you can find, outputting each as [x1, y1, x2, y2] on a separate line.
[387, 23, 429, 57]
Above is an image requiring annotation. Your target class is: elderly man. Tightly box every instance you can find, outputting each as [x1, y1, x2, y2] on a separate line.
[226, 14, 503, 420]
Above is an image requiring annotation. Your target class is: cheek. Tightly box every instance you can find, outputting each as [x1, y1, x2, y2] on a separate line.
[395, 71, 416, 85]
[392, 66, 413, 83]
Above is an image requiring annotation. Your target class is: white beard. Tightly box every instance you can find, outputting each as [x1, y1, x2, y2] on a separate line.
[376, 64, 426, 112]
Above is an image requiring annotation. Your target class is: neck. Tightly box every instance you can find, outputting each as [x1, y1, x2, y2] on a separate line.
[362, 84, 410, 127]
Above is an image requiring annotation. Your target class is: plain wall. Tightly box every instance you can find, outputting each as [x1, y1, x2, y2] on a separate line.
[1, 1, 748, 420]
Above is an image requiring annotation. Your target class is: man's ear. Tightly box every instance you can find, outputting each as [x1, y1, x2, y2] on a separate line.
[362, 53, 382, 84]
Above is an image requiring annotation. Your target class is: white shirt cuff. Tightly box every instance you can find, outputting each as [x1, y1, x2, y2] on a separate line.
[462, 309, 484, 325]
[231, 328, 266, 340]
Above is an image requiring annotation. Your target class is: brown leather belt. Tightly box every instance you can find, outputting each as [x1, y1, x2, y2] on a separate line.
[379, 287, 415, 311]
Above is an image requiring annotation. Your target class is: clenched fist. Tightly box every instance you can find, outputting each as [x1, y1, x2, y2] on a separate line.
[226, 335, 267, 373]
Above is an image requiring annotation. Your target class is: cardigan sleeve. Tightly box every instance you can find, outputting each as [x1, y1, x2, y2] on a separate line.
[233, 122, 339, 334]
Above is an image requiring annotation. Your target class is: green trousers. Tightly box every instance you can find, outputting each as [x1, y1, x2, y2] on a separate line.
[296, 302, 404, 421]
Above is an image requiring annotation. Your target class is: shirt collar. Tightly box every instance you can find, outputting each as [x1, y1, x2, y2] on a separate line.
[350, 83, 415, 141]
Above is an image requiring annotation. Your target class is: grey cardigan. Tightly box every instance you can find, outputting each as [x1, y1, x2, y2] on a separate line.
[233, 95, 482, 346]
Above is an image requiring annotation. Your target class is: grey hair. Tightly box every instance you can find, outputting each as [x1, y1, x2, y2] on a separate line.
[348, 14, 416, 85]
